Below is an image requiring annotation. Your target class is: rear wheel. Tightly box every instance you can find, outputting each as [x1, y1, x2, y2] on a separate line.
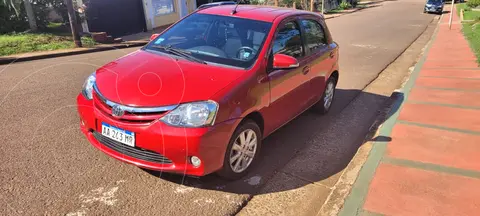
[312, 76, 337, 114]
[217, 120, 262, 180]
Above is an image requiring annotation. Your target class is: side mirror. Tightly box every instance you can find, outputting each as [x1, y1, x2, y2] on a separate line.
[150, 34, 160, 41]
[273, 54, 299, 69]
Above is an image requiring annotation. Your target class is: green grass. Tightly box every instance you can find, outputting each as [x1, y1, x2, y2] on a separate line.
[327, 9, 343, 13]
[458, 3, 480, 64]
[457, 3, 480, 20]
[0, 33, 95, 56]
[462, 22, 480, 64]
[46, 22, 63, 29]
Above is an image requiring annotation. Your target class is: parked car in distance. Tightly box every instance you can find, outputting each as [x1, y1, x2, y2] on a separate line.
[424, 0, 444, 14]
[197, 1, 236, 10]
[77, 5, 339, 180]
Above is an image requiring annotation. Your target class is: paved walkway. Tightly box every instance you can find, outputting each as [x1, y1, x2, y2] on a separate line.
[339, 6, 480, 216]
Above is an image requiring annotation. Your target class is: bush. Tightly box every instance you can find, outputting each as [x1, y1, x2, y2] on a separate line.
[339, 0, 352, 10]
[0, 4, 29, 34]
[0, 0, 81, 34]
[467, 0, 480, 8]
[0, 0, 50, 34]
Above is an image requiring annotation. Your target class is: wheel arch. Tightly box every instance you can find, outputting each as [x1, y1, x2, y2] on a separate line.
[330, 70, 339, 84]
[241, 111, 265, 137]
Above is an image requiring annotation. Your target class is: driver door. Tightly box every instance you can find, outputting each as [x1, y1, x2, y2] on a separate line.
[262, 19, 314, 132]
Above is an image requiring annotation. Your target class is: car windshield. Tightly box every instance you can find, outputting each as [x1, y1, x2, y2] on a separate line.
[427, 0, 442, 4]
[144, 13, 272, 68]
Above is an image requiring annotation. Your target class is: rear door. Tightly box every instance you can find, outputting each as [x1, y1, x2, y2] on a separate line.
[298, 16, 336, 103]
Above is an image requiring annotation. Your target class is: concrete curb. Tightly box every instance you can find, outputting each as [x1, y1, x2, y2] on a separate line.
[337, 13, 442, 216]
[325, 3, 380, 19]
[0, 41, 148, 65]
[325, 8, 363, 19]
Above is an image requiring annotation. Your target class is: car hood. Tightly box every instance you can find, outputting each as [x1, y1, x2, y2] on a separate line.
[95, 50, 244, 107]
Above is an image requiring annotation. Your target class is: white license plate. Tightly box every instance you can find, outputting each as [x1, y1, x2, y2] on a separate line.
[101, 123, 135, 147]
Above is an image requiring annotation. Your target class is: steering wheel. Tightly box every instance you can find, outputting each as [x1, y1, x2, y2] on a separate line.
[236, 46, 256, 60]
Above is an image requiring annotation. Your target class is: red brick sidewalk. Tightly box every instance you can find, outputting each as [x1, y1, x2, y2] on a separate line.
[340, 6, 480, 216]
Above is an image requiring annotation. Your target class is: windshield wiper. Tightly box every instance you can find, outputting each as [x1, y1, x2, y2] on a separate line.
[151, 45, 207, 65]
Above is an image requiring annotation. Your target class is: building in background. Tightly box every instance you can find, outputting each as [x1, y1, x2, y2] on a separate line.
[80, 0, 197, 38]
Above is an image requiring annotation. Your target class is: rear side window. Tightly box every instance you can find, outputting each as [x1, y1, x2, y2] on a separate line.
[272, 21, 304, 58]
[300, 19, 327, 52]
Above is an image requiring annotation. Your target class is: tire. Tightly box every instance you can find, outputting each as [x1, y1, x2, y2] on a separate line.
[217, 120, 262, 180]
[312, 76, 337, 114]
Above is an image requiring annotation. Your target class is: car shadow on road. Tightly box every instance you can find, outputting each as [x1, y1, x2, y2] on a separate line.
[143, 88, 403, 195]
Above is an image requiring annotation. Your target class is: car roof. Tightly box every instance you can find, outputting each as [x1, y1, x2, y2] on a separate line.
[197, 5, 322, 23]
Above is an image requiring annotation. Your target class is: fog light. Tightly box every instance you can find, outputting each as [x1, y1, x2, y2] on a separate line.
[190, 156, 201, 167]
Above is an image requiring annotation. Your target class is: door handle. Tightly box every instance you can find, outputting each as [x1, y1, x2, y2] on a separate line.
[329, 52, 335, 58]
[302, 66, 310, 75]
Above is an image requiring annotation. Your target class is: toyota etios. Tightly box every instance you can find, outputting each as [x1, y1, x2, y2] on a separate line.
[77, 5, 339, 180]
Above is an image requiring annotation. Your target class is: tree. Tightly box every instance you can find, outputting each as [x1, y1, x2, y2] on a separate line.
[23, 0, 37, 31]
[1, 0, 44, 32]
[65, 0, 81, 47]
[2, 0, 37, 30]
[1, 0, 20, 15]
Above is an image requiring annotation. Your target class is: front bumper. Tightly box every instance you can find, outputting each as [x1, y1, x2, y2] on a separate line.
[77, 94, 240, 176]
[425, 6, 443, 13]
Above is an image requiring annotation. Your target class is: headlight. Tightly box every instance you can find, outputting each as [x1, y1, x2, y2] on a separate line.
[160, 101, 218, 127]
[81, 72, 96, 100]
[426, 4, 432, 6]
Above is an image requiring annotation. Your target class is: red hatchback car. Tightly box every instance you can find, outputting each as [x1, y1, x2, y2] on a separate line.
[77, 5, 339, 180]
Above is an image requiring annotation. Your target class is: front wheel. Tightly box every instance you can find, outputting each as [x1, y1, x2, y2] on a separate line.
[312, 77, 337, 114]
[217, 120, 262, 180]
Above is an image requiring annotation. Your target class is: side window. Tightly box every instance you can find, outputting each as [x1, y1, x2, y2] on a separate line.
[272, 21, 304, 58]
[300, 19, 327, 52]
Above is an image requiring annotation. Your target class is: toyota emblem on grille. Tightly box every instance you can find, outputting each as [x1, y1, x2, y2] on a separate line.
[111, 105, 125, 118]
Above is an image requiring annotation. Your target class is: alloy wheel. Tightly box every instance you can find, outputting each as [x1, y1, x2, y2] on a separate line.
[324, 81, 335, 110]
[229, 129, 257, 173]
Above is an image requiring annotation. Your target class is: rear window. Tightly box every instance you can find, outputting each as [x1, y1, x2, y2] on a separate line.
[145, 13, 272, 68]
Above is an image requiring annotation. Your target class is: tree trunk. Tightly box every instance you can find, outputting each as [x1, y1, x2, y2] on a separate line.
[274, 0, 278, 6]
[23, 0, 37, 31]
[310, 0, 314, 11]
[66, 0, 82, 47]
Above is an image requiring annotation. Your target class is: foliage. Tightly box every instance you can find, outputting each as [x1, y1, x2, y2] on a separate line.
[467, 0, 480, 8]
[458, 3, 480, 21]
[462, 22, 480, 64]
[0, 0, 82, 34]
[0, 33, 95, 56]
[0, 2, 29, 33]
[0, 0, 51, 33]
[339, 0, 351, 10]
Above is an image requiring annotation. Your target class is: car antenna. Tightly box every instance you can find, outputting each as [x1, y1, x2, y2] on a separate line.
[231, 0, 242, 15]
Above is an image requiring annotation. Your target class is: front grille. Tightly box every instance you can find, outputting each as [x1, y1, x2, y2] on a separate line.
[93, 95, 166, 124]
[92, 84, 175, 124]
[92, 131, 173, 164]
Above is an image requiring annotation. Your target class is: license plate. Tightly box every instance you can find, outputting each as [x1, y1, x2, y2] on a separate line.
[101, 123, 135, 147]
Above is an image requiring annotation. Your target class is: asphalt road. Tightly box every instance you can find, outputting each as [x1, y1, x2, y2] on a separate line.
[0, 0, 435, 215]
